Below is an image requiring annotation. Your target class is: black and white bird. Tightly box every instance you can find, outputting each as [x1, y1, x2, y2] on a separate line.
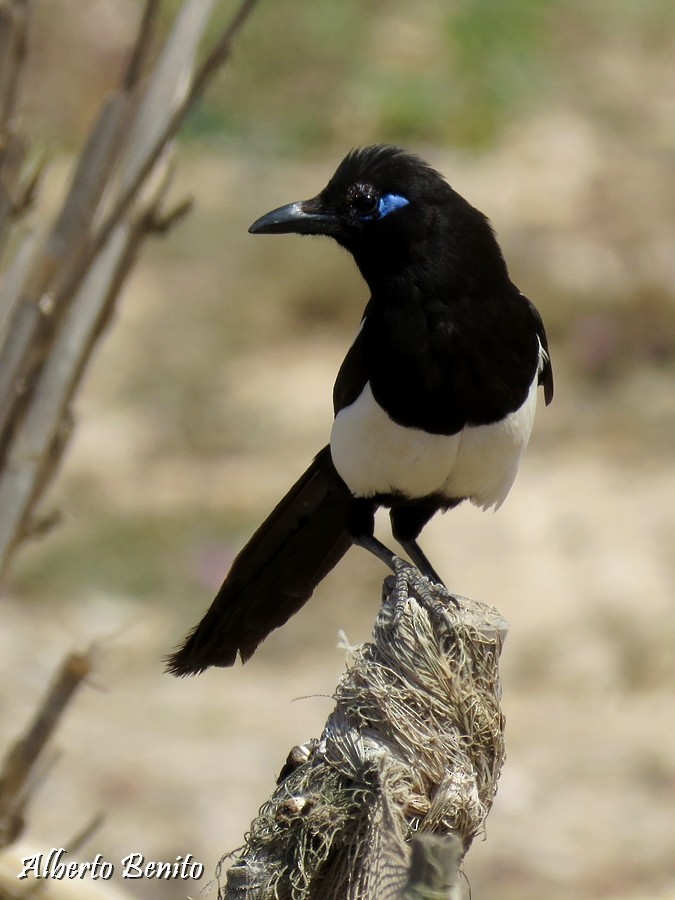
[167, 145, 553, 676]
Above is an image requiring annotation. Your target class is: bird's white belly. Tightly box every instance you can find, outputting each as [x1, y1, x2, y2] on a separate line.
[330, 378, 538, 510]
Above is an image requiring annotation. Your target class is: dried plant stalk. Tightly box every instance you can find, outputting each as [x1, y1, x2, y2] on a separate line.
[0, 0, 32, 254]
[0, 650, 92, 849]
[0, 0, 261, 572]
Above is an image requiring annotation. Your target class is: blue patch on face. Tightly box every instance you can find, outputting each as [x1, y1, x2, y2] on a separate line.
[378, 193, 409, 218]
[357, 192, 410, 222]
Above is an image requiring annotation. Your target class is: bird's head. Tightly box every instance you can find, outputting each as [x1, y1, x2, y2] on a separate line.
[250, 145, 438, 234]
[249, 145, 505, 289]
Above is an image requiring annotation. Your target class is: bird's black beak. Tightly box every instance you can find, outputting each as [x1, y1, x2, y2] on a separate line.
[248, 197, 338, 236]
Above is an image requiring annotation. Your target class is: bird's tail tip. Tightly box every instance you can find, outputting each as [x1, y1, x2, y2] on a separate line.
[163, 649, 198, 678]
[164, 631, 243, 677]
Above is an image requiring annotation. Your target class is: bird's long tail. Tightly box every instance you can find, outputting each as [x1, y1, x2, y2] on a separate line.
[166, 445, 353, 675]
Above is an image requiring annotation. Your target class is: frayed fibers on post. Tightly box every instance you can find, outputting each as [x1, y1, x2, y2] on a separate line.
[221, 570, 508, 900]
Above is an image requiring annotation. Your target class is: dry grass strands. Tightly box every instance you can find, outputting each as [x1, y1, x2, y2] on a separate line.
[221, 568, 508, 900]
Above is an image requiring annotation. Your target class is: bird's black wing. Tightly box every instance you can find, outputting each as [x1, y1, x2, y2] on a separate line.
[166, 446, 353, 674]
[526, 296, 554, 405]
[332, 316, 370, 414]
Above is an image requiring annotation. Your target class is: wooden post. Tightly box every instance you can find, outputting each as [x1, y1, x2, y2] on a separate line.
[220, 567, 509, 899]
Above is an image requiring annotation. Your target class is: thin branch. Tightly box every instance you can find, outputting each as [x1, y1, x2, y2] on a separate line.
[0, 1, 32, 252]
[122, 0, 161, 91]
[0, 0, 261, 569]
[0, 0, 31, 125]
[52, 0, 261, 313]
[0, 0, 260, 451]
[0, 650, 93, 849]
[114, 0, 219, 204]
[0, 89, 134, 446]
[65, 811, 107, 857]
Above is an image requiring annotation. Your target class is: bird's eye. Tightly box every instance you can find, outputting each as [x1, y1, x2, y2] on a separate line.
[351, 186, 380, 220]
[349, 185, 410, 223]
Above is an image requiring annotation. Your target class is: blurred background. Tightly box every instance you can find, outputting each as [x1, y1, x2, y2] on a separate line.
[1, 0, 674, 897]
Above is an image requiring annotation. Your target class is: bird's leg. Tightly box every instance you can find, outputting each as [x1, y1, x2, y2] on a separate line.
[348, 498, 460, 622]
[397, 537, 445, 587]
[390, 501, 460, 610]
[351, 532, 399, 571]
[348, 497, 401, 571]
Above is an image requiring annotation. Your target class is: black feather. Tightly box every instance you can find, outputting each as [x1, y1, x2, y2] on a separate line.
[166, 447, 352, 674]
[168, 144, 554, 674]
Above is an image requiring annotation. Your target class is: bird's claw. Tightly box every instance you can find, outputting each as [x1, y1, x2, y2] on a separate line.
[390, 557, 460, 632]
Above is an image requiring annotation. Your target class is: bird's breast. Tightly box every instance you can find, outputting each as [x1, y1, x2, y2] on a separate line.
[330, 375, 539, 510]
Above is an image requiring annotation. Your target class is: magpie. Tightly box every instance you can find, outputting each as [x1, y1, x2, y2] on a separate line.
[167, 144, 553, 676]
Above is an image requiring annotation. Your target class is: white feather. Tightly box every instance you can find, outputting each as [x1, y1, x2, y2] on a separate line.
[330, 351, 542, 511]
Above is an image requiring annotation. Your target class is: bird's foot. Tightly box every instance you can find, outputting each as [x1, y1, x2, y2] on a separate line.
[389, 557, 460, 632]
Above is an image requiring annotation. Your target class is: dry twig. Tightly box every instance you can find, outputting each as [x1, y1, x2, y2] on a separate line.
[0, 0, 260, 882]
[0, 650, 93, 850]
[0, 0, 261, 572]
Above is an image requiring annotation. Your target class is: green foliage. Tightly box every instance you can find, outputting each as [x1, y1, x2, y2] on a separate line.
[30, 1, 675, 154]
[178, 0, 671, 151]
[190, 0, 557, 151]
[446, 0, 557, 145]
